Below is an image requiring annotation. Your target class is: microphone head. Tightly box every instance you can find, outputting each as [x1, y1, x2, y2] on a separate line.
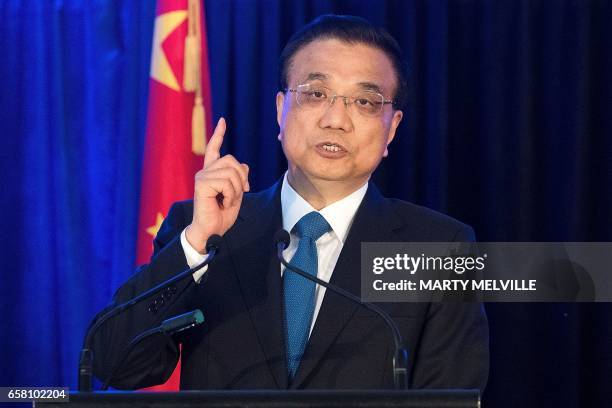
[274, 229, 291, 250]
[192, 309, 205, 325]
[160, 309, 205, 333]
[206, 234, 223, 252]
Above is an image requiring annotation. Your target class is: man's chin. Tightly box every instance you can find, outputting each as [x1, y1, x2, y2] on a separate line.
[289, 164, 367, 185]
[306, 169, 349, 182]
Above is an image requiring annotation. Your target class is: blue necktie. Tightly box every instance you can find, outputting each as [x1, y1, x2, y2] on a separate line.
[283, 211, 331, 379]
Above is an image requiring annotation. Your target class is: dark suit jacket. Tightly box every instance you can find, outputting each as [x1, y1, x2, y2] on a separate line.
[93, 180, 489, 390]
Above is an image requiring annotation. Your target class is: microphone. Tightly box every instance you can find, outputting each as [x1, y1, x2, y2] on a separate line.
[101, 309, 205, 390]
[160, 308, 205, 333]
[274, 229, 409, 390]
[78, 234, 223, 392]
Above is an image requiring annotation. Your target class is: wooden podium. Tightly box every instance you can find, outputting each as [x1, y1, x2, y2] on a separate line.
[37, 390, 480, 407]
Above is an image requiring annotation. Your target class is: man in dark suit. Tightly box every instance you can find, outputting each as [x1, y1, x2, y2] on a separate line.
[93, 14, 488, 391]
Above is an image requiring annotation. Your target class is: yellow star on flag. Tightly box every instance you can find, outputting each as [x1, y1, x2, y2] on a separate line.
[146, 213, 165, 238]
[150, 10, 188, 91]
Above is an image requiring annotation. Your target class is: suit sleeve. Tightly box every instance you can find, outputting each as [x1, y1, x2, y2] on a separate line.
[409, 225, 490, 392]
[91, 201, 198, 389]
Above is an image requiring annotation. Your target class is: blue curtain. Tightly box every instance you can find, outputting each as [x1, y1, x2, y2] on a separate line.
[1, 1, 611, 406]
[0, 0, 155, 387]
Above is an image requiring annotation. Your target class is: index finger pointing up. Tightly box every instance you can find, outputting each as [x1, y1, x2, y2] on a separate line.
[204, 117, 226, 168]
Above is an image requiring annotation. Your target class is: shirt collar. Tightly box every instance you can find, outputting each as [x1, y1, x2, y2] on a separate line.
[281, 172, 368, 243]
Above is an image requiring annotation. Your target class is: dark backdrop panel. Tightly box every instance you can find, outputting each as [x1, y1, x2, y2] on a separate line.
[0, 1, 610, 406]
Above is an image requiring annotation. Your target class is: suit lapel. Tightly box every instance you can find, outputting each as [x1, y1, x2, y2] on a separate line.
[290, 183, 402, 388]
[223, 181, 289, 389]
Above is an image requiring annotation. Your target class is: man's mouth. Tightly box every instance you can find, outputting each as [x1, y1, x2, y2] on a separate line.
[317, 142, 347, 152]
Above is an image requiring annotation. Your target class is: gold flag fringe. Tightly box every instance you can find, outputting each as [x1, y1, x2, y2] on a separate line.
[185, 0, 206, 155]
[183, 0, 199, 92]
[192, 96, 206, 155]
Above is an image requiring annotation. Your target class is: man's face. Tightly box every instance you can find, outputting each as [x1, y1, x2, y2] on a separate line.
[276, 38, 403, 191]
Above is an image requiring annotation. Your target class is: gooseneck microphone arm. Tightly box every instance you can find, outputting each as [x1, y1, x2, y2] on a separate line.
[78, 235, 222, 392]
[101, 309, 205, 390]
[274, 229, 409, 390]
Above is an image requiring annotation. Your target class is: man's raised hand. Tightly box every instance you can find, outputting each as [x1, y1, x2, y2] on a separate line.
[185, 118, 250, 253]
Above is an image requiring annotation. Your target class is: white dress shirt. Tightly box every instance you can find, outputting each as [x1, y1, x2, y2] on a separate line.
[180, 172, 368, 337]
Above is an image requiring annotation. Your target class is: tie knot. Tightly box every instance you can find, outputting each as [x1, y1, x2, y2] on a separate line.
[294, 211, 331, 241]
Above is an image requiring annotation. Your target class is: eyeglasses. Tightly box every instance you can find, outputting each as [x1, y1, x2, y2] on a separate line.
[285, 83, 396, 117]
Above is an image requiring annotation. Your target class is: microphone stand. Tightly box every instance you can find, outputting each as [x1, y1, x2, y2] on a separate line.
[78, 235, 221, 392]
[274, 230, 409, 390]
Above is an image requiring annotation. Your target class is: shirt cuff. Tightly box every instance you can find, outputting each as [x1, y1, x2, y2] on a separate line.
[180, 228, 208, 283]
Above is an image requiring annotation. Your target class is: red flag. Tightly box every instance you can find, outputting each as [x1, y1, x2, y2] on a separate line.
[136, 0, 213, 390]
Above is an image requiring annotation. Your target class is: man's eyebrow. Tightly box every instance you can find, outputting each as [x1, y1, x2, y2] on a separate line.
[301, 75, 386, 94]
[357, 81, 384, 94]
[304, 72, 328, 82]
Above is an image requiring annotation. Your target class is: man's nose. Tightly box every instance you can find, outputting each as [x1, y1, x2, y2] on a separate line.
[319, 95, 353, 131]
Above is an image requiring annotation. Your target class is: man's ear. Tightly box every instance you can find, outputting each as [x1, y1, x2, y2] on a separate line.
[383, 110, 403, 157]
[276, 91, 285, 127]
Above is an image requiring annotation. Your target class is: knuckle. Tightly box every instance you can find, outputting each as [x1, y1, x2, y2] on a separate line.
[228, 156, 242, 168]
[228, 166, 241, 179]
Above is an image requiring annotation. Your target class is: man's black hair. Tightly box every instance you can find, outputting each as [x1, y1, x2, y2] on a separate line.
[279, 14, 409, 111]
